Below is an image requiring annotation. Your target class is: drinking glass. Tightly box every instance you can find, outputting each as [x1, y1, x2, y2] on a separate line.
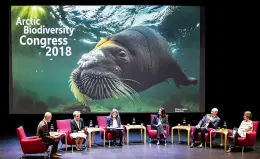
[95, 125, 98, 128]
[141, 123, 144, 126]
[187, 124, 190, 127]
[127, 123, 130, 126]
[178, 123, 180, 126]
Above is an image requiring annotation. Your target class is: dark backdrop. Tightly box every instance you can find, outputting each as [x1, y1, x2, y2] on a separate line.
[2, 6, 259, 139]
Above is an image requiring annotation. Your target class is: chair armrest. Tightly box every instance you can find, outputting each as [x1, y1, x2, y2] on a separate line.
[21, 138, 43, 145]
[245, 131, 257, 144]
[228, 129, 233, 136]
[27, 136, 39, 139]
[190, 126, 195, 133]
[147, 125, 151, 131]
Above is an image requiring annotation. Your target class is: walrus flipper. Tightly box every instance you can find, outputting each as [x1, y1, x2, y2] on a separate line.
[174, 76, 197, 89]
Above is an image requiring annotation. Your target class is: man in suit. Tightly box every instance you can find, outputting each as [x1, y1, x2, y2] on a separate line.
[190, 108, 221, 148]
[37, 112, 61, 158]
[70, 111, 86, 150]
[106, 109, 123, 146]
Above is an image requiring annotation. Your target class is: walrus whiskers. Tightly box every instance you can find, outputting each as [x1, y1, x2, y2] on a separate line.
[107, 79, 125, 100]
[101, 79, 109, 98]
[104, 78, 116, 98]
[109, 79, 125, 100]
[110, 80, 134, 101]
[114, 81, 141, 102]
[120, 78, 141, 84]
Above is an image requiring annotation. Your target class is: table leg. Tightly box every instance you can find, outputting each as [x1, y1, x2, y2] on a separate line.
[140, 129, 142, 141]
[65, 134, 67, 152]
[224, 134, 227, 150]
[92, 133, 94, 144]
[178, 129, 180, 142]
[127, 129, 129, 145]
[144, 128, 146, 144]
[171, 128, 174, 144]
[210, 132, 212, 148]
[187, 130, 190, 145]
[93, 132, 95, 143]
[220, 133, 223, 145]
[103, 130, 105, 147]
[88, 132, 91, 148]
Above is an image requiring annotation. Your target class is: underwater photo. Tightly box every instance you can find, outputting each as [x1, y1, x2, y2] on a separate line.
[10, 5, 203, 114]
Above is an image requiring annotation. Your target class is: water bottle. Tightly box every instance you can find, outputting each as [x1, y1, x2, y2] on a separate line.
[223, 121, 227, 129]
[89, 120, 93, 128]
[183, 118, 186, 126]
[132, 117, 136, 125]
[50, 124, 54, 132]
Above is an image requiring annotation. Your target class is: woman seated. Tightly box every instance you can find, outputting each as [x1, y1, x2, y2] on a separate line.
[70, 111, 87, 150]
[226, 111, 253, 152]
[106, 109, 123, 146]
[151, 107, 168, 145]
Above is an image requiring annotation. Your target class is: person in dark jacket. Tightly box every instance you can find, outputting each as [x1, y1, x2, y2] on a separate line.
[151, 107, 168, 145]
[36, 112, 61, 158]
[106, 109, 123, 146]
[70, 111, 86, 150]
[190, 108, 221, 148]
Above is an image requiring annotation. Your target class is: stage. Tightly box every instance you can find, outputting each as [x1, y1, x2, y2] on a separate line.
[1, 133, 259, 159]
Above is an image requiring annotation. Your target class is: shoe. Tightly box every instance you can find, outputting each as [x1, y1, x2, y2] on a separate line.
[50, 154, 60, 158]
[190, 143, 194, 148]
[226, 147, 232, 153]
[55, 153, 62, 156]
[76, 148, 81, 151]
[198, 143, 203, 148]
[157, 140, 160, 145]
[117, 143, 123, 146]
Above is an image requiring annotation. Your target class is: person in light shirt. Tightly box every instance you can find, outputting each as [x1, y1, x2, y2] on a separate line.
[226, 111, 253, 153]
[106, 109, 123, 146]
[70, 111, 87, 151]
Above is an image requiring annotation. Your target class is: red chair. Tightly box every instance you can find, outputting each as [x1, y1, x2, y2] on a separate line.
[96, 116, 126, 146]
[147, 114, 170, 144]
[190, 126, 215, 147]
[56, 119, 86, 152]
[16, 126, 49, 159]
[228, 121, 259, 152]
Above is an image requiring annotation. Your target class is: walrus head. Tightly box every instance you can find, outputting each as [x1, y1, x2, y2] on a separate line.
[69, 37, 140, 105]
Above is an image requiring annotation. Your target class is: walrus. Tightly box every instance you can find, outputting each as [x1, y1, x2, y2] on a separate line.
[69, 26, 197, 105]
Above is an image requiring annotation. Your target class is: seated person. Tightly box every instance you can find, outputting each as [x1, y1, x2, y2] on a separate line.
[106, 108, 123, 146]
[190, 108, 221, 148]
[70, 111, 87, 151]
[37, 112, 62, 158]
[226, 111, 253, 153]
[151, 107, 168, 145]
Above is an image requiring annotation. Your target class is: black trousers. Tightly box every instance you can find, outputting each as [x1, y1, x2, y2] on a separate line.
[152, 125, 166, 138]
[44, 138, 59, 154]
[229, 127, 241, 147]
[108, 129, 123, 143]
[192, 127, 208, 143]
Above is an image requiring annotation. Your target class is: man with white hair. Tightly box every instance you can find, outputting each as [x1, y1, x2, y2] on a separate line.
[37, 112, 61, 158]
[190, 108, 221, 148]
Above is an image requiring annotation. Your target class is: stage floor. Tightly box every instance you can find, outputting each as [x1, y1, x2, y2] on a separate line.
[1, 133, 259, 159]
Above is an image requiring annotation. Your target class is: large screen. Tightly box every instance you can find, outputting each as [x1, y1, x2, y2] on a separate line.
[10, 5, 204, 114]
